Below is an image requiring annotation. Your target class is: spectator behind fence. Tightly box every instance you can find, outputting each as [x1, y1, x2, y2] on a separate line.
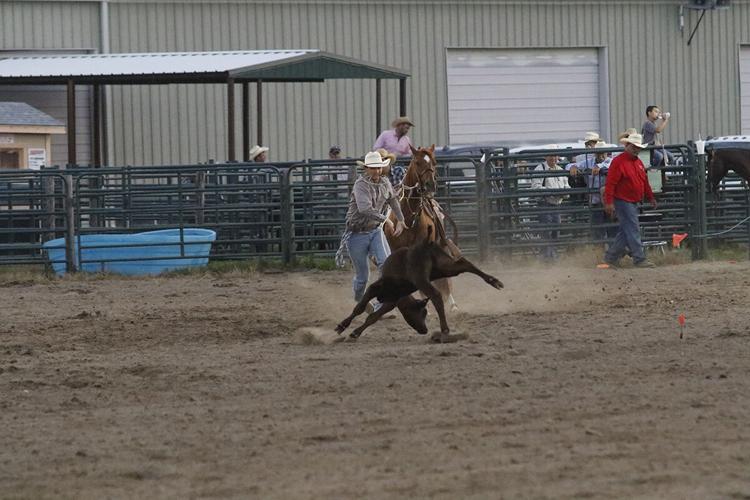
[602, 133, 657, 268]
[248, 144, 269, 162]
[566, 132, 599, 205]
[374, 116, 414, 157]
[641, 105, 674, 166]
[531, 147, 570, 261]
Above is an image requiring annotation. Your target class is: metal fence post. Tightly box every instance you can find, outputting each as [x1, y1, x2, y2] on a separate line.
[42, 175, 56, 242]
[692, 152, 708, 260]
[280, 170, 293, 264]
[476, 158, 489, 261]
[64, 173, 77, 273]
[196, 170, 206, 225]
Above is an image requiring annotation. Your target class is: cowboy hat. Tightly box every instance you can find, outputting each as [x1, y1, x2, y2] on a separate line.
[356, 150, 392, 168]
[375, 148, 397, 175]
[391, 116, 415, 128]
[248, 145, 269, 160]
[617, 127, 638, 141]
[583, 131, 601, 143]
[619, 133, 647, 149]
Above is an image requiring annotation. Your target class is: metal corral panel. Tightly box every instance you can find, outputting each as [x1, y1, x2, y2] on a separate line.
[447, 48, 601, 144]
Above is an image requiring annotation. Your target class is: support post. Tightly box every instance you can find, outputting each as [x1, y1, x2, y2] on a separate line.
[399, 78, 407, 116]
[256, 80, 263, 147]
[242, 82, 250, 161]
[66, 79, 77, 166]
[64, 174, 77, 273]
[42, 175, 56, 242]
[692, 152, 708, 260]
[477, 157, 489, 261]
[196, 170, 206, 225]
[227, 78, 236, 161]
[92, 84, 101, 166]
[375, 78, 382, 138]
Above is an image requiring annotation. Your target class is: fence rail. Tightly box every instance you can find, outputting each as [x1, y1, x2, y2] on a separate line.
[0, 143, 748, 272]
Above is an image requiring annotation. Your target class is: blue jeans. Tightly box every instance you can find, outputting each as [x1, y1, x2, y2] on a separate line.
[651, 148, 675, 167]
[347, 227, 391, 301]
[605, 199, 645, 264]
[538, 205, 560, 260]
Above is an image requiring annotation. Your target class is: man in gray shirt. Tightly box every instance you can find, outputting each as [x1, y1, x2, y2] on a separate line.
[642, 105, 673, 166]
[343, 151, 406, 308]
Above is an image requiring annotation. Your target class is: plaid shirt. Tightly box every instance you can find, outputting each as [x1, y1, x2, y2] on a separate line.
[389, 165, 406, 188]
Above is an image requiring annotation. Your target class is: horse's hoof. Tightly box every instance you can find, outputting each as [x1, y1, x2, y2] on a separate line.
[450, 303, 459, 312]
[334, 324, 346, 334]
[347, 333, 360, 342]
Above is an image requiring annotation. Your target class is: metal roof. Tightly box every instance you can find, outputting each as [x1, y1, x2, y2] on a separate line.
[0, 50, 410, 85]
[0, 102, 64, 127]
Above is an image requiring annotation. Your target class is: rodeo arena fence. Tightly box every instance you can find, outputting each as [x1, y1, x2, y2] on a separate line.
[0, 143, 749, 273]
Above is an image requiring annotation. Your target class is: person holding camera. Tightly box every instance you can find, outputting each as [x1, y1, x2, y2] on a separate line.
[641, 105, 674, 166]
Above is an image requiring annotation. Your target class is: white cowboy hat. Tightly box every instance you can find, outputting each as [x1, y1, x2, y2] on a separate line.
[356, 150, 392, 168]
[248, 145, 269, 160]
[594, 140, 608, 149]
[619, 133, 647, 149]
[584, 131, 601, 143]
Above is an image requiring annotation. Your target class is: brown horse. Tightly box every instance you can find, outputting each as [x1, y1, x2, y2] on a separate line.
[383, 144, 460, 309]
[708, 148, 750, 193]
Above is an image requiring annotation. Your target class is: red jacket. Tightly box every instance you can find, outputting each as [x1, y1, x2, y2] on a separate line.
[603, 152, 656, 205]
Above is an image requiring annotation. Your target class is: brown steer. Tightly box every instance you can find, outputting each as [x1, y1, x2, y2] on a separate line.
[335, 229, 503, 342]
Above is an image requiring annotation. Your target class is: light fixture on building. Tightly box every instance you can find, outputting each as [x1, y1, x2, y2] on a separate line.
[680, 0, 732, 45]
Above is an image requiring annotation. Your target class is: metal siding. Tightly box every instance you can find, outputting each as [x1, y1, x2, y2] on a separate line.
[740, 46, 750, 135]
[5, 1, 748, 164]
[0, 2, 99, 165]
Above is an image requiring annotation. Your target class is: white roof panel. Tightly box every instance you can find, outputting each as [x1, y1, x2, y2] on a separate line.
[0, 50, 317, 78]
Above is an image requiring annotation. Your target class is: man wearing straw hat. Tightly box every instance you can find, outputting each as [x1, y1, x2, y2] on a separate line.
[337, 151, 407, 311]
[248, 144, 269, 162]
[374, 116, 415, 157]
[602, 133, 658, 268]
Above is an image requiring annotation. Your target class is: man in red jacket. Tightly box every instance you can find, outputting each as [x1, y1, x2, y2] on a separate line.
[602, 133, 658, 268]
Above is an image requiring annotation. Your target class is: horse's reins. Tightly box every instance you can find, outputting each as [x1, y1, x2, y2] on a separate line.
[399, 158, 451, 247]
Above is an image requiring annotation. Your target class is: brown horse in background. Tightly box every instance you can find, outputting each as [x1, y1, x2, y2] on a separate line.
[383, 144, 461, 310]
[707, 148, 750, 193]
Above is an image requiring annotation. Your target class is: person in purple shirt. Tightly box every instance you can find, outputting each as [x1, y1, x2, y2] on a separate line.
[374, 116, 414, 188]
[374, 116, 414, 157]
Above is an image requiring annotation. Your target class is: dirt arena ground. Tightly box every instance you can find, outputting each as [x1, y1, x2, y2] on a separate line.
[1, 257, 749, 499]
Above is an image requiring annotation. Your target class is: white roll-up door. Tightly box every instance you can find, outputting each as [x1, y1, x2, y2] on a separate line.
[740, 46, 750, 134]
[446, 48, 606, 145]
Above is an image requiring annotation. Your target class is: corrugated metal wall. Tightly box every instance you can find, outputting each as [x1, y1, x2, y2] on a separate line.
[2, 1, 750, 165]
[0, 2, 100, 166]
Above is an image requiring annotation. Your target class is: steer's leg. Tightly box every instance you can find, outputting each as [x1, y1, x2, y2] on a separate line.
[348, 301, 398, 340]
[442, 257, 504, 290]
[335, 284, 380, 334]
[415, 280, 450, 341]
